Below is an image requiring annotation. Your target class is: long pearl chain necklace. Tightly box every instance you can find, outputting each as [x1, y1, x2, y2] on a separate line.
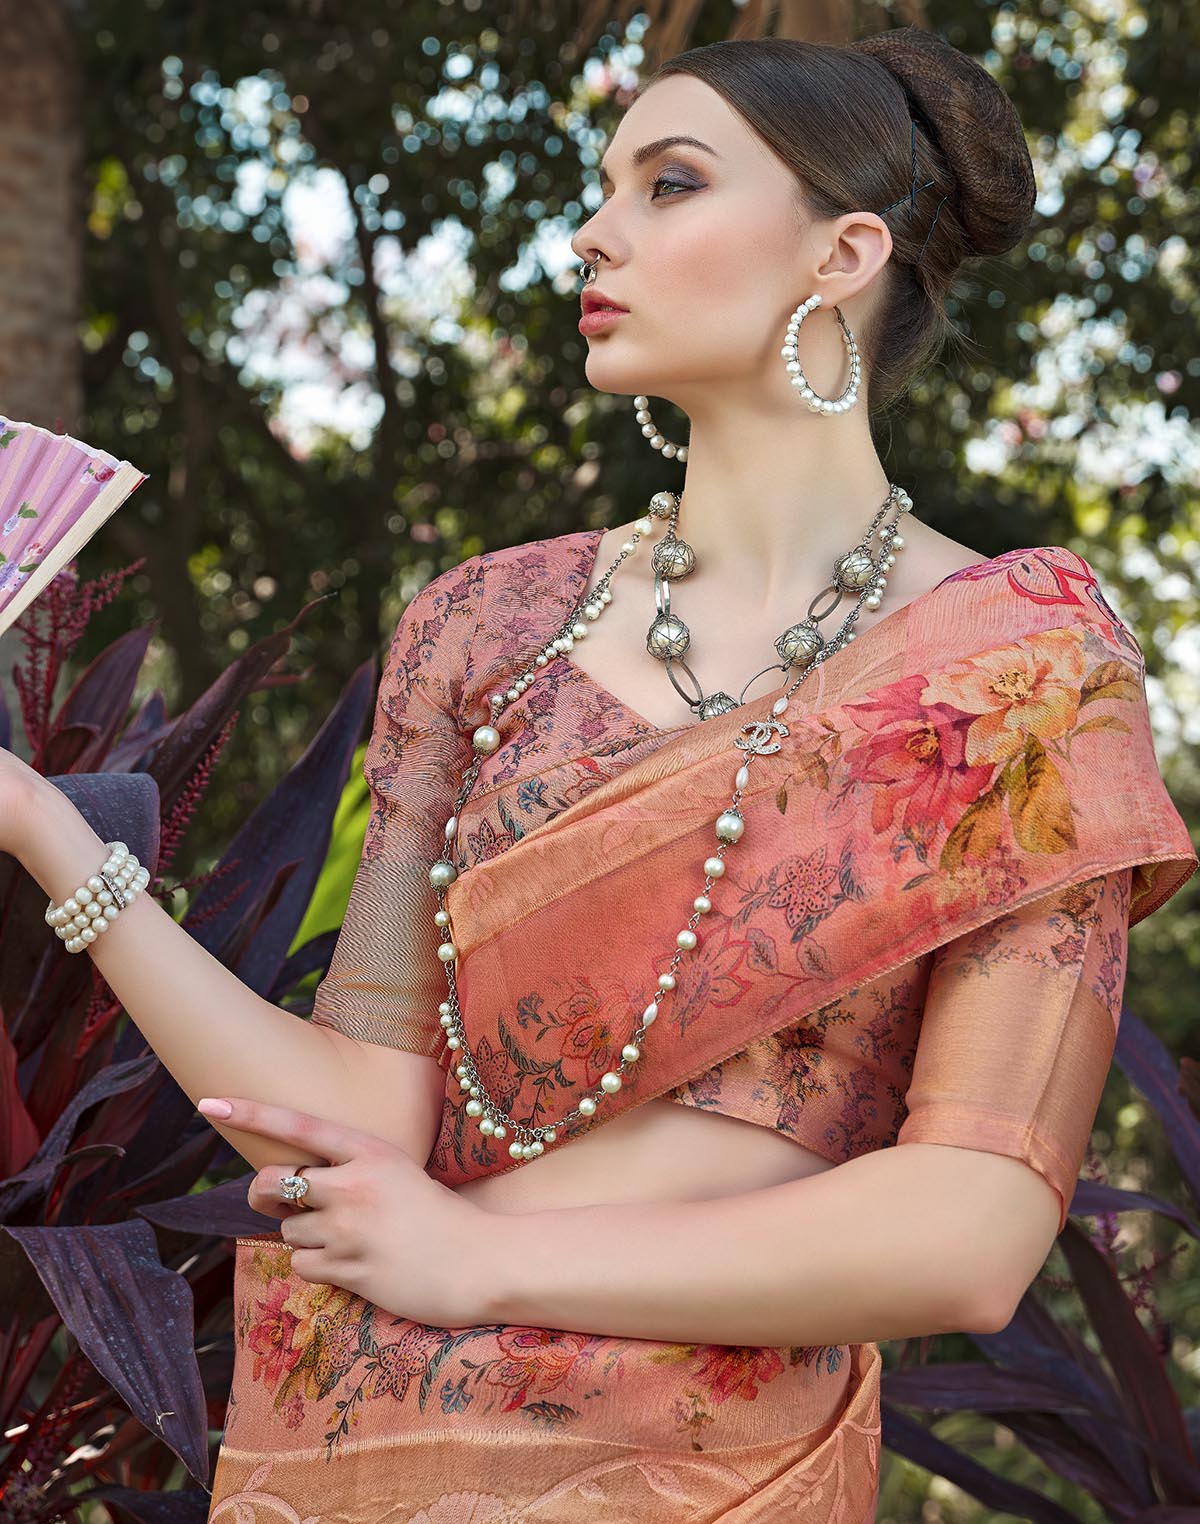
[430, 487, 913, 1165]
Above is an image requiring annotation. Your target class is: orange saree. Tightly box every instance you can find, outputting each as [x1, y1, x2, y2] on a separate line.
[207, 535, 1196, 1523]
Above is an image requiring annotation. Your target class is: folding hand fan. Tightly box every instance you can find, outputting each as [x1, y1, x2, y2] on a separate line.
[0, 415, 149, 639]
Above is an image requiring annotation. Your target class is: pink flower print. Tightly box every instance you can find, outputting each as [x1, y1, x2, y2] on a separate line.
[81, 460, 116, 483]
[692, 1343, 787, 1403]
[841, 674, 995, 838]
[469, 1034, 521, 1114]
[466, 813, 517, 862]
[247, 1279, 305, 1390]
[560, 985, 624, 1082]
[765, 847, 841, 932]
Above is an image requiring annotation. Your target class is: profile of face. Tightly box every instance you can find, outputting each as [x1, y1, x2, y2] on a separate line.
[570, 74, 891, 420]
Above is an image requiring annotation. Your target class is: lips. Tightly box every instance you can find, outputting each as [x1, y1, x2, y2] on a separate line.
[581, 289, 629, 315]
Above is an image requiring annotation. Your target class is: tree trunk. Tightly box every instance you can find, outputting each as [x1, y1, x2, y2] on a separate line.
[0, 1, 83, 429]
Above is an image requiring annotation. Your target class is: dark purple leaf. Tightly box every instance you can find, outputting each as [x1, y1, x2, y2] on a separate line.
[974, 1289, 1148, 1488]
[137, 1174, 279, 1238]
[0, 1052, 158, 1218]
[145, 591, 335, 814]
[4, 1219, 209, 1483]
[181, 655, 375, 997]
[881, 1402, 1082, 1523]
[75, 1484, 212, 1522]
[106, 690, 174, 772]
[269, 928, 340, 1006]
[884, 1362, 1096, 1414]
[1056, 1219, 1199, 1501]
[998, 1408, 1152, 1510]
[63, 1122, 219, 1224]
[44, 625, 156, 774]
[1115, 1003, 1200, 1211]
[1070, 1178, 1199, 1238]
[38, 770, 160, 875]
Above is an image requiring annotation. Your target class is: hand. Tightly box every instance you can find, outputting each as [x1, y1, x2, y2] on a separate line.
[198, 1096, 494, 1329]
[0, 743, 49, 861]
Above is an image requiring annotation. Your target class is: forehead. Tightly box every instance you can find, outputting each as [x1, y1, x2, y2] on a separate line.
[597, 75, 746, 180]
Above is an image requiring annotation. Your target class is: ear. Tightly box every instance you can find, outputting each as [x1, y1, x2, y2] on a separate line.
[815, 212, 893, 296]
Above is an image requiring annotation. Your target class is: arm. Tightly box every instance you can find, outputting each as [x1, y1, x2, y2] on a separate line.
[482, 1139, 1060, 1347]
[7, 551, 487, 1177]
[15, 777, 444, 1174]
[482, 870, 1129, 1348]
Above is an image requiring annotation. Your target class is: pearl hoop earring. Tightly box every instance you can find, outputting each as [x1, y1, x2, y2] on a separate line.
[783, 294, 861, 415]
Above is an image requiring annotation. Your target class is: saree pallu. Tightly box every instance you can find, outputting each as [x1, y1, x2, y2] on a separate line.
[208, 1235, 882, 1523]
[428, 546, 1197, 1189]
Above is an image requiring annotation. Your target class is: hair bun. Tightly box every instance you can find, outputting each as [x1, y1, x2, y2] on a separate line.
[850, 26, 1036, 257]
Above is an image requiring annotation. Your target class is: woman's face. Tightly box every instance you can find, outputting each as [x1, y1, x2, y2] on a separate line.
[572, 75, 818, 408]
[570, 74, 888, 415]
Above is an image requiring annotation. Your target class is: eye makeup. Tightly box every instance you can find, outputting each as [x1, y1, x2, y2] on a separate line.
[597, 163, 704, 203]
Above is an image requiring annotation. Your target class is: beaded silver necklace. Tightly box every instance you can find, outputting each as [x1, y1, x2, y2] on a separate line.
[430, 486, 913, 1164]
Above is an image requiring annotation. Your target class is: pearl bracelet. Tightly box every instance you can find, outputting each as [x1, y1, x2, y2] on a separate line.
[43, 840, 151, 953]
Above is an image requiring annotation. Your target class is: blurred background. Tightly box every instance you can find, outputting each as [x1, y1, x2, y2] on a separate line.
[1, 2, 1197, 1518]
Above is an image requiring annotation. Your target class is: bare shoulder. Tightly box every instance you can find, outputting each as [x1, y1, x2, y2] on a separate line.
[895, 519, 992, 594]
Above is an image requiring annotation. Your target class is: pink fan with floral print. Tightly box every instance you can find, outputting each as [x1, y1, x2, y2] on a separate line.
[0, 415, 148, 639]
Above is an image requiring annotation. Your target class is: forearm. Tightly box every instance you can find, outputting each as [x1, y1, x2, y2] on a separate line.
[18, 783, 423, 1173]
[486, 1142, 1003, 1346]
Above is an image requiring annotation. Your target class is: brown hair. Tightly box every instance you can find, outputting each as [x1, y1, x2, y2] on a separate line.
[637, 27, 1036, 413]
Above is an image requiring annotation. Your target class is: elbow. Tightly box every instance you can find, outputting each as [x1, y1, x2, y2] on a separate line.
[960, 1284, 1019, 1335]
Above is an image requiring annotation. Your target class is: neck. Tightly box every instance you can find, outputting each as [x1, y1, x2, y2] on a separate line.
[644, 397, 896, 609]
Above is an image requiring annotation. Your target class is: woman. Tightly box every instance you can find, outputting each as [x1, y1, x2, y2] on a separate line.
[6, 27, 1196, 1524]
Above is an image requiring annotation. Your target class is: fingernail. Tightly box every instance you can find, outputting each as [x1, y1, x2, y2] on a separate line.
[198, 1098, 233, 1118]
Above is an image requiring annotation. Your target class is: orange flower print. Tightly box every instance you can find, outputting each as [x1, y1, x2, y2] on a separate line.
[692, 1344, 787, 1403]
[560, 986, 625, 1081]
[919, 626, 1088, 767]
[841, 674, 994, 839]
[487, 1328, 600, 1411]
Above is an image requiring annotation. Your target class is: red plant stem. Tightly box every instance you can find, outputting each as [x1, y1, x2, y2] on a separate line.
[0, 1314, 60, 1438]
[0, 1326, 77, 1491]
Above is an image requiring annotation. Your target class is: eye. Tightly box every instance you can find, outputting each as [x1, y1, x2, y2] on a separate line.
[649, 174, 695, 201]
[597, 171, 699, 205]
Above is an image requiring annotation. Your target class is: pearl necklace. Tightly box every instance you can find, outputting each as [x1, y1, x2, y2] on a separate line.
[429, 490, 913, 1164]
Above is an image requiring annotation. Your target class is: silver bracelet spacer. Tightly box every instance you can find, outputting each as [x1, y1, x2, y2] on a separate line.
[43, 839, 151, 954]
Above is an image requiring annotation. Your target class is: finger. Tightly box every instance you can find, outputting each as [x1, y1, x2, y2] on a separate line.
[287, 1247, 362, 1295]
[248, 1163, 324, 1219]
[280, 1213, 327, 1251]
[197, 1097, 370, 1164]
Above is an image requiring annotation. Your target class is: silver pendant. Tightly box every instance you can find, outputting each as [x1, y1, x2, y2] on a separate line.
[734, 718, 790, 755]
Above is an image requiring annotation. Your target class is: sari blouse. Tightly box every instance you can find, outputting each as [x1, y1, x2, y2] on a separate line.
[308, 530, 1196, 1233]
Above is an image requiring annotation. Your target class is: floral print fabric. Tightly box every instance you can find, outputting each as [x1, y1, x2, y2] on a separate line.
[213, 529, 1196, 1522]
[308, 531, 1193, 1230]
[209, 1237, 882, 1522]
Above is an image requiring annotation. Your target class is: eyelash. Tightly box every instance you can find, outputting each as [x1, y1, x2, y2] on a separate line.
[600, 173, 697, 204]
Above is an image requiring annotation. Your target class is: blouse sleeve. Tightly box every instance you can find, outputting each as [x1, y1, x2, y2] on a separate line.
[894, 867, 1133, 1234]
[307, 554, 486, 1057]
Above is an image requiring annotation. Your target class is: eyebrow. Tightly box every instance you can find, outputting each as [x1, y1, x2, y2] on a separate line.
[597, 135, 721, 184]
